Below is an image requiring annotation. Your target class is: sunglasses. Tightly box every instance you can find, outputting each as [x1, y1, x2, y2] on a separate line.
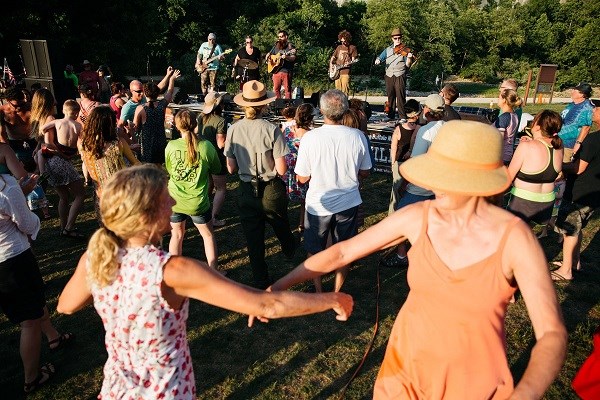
[246, 41, 252, 44]
[9, 101, 26, 109]
[132, 90, 143, 94]
[392, 36, 402, 40]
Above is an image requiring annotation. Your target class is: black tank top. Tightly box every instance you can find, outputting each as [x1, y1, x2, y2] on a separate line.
[515, 140, 559, 184]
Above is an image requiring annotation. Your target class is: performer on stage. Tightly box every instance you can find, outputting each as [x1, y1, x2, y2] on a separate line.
[233, 36, 262, 91]
[375, 28, 415, 120]
[329, 30, 358, 96]
[266, 30, 296, 99]
[195, 33, 225, 95]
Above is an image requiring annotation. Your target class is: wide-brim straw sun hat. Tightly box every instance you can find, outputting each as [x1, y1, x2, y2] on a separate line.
[400, 120, 511, 196]
[203, 91, 223, 114]
[234, 80, 276, 107]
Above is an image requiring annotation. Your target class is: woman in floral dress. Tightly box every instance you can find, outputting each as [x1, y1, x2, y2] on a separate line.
[57, 164, 353, 400]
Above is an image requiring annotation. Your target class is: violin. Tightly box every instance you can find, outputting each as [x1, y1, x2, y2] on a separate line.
[393, 43, 413, 57]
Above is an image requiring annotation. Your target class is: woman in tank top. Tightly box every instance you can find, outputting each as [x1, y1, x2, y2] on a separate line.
[507, 110, 563, 226]
[266, 120, 567, 400]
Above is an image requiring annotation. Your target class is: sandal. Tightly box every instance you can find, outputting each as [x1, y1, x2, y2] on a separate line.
[550, 270, 573, 283]
[49, 332, 75, 351]
[24, 362, 55, 394]
[61, 228, 85, 238]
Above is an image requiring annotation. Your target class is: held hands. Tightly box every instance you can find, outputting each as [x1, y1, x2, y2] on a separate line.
[247, 290, 355, 328]
[332, 292, 354, 321]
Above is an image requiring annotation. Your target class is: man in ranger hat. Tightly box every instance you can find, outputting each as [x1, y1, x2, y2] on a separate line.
[375, 27, 416, 121]
[223, 80, 296, 289]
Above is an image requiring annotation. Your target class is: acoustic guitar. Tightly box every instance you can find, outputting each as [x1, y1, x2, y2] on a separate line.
[328, 59, 359, 81]
[267, 50, 296, 74]
[196, 48, 233, 75]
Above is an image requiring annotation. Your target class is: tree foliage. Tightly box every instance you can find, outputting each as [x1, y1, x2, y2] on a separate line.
[0, 0, 597, 91]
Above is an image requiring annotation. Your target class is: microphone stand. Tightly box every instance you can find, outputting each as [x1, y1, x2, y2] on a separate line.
[146, 56, 152, 82]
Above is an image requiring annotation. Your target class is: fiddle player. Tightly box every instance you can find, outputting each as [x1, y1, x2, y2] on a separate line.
[329, 30, 358, 96]
[266, 30, 296, 99]
[375, 28, 415, 121]
[233, 36, 262, 91]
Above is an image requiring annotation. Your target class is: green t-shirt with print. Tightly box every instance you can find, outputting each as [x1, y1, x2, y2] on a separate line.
[165, 138, 221, 216]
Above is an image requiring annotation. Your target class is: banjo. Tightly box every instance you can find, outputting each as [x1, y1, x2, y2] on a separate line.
[329, 59, 359, 80]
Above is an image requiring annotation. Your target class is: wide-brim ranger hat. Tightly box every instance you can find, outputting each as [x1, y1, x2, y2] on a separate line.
[400, 120, 511, 196]
[234, 80, 276, 107]
[203, 91, 223, 114]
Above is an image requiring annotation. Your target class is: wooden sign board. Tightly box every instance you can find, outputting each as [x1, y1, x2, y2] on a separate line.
[533, 64, 558, 104]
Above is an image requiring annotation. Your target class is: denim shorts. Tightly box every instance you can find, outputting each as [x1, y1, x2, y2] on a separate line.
[304, 205, 359, 254]
[170, 207, 212, 225]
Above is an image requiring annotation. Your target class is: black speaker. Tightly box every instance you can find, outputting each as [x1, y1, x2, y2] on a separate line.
[19, 39, 62, 79]
[309, 91, 325, 107]
[20, 40, 39, 78]
[272, 98, 303, 114]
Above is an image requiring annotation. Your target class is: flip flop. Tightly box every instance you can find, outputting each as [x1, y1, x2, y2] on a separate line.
[49, 332, 75, 351]
[550, 270, 573, 282]
[24, 362, 55, 394]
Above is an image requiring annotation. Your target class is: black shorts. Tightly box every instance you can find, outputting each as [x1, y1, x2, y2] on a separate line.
[0, 249, 46, 323]
[507, 196, 554, 226]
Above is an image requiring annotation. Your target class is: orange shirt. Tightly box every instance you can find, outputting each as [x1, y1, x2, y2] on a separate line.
[374, 201, 519, 399]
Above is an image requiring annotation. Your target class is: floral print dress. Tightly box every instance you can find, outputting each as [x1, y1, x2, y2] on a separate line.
[89, 245, 195, 400]
[281, 122, 308, 202]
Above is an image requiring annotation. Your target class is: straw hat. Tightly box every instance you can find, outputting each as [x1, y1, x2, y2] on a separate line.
[390, 28, 402, 37]
[233, 80, 276, 107]
[400, 120, 510, 196]
[203, 91, 223, 114]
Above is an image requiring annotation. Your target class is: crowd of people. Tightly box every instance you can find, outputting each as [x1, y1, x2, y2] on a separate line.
[0, 33, 598, 398]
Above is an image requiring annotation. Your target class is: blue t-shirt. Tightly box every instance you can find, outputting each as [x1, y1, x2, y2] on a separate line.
[197, 43, 223, 70]
[559, 100, 594, 148]
[120, 98, 147, 124]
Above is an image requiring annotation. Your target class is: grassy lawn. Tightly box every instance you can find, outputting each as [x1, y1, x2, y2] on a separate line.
[1, 169, 598, 399]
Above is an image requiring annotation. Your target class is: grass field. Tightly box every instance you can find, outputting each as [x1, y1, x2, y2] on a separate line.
[1, 167, 598, 399]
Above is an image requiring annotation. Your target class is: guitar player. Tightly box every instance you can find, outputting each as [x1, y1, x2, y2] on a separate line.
[195, 32, 225, 95]
[329, 30, 358, 96]
[266, 30, 296, 99]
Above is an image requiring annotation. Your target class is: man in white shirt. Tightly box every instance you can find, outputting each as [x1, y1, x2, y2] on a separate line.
[295, 89, 372, 292]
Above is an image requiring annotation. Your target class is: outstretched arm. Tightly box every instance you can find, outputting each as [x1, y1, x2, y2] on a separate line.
[162, 256, 353, 324]
[157, 66, 174, 92]
[163, 69, 181, 104]
[271, 204, 417, 291]
[505, 223, 567, 400]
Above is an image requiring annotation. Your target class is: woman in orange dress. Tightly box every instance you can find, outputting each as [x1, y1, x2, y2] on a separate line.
[263, 120, 567, 399]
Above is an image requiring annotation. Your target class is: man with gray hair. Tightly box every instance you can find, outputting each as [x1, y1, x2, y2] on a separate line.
[294, 90, 372, 292]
